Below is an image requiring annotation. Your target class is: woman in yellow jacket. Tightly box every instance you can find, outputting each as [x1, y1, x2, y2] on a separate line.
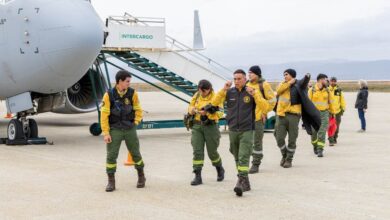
[188, 79, 224, 186]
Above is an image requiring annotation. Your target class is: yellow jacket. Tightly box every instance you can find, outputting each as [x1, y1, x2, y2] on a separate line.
[308, 84, 336, 113]
[188, 91, 223, 121]
[276, 82, 302, 117]
[100, 87, 143, 136]
[211, 87, 269, 117]
[329, 85, 346, 114]
[246, 80, 277, 121]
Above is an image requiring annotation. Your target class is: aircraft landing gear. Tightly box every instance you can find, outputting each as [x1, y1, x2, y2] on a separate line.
[4, 112, 47, 145]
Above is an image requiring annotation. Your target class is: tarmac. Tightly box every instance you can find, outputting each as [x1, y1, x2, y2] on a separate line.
[0, 92, 389, 220]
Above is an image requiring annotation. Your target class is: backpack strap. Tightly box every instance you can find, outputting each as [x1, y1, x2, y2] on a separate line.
[258, 82, 267, 99]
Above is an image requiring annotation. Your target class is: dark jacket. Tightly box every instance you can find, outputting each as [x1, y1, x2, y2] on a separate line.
[225, 86, 256, 132]
[108, 88, 136, 129]
[292, 75, 322, 135]
[355, 87, 368, 109]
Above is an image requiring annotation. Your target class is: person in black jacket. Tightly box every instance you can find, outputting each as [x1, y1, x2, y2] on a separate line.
[212, 69, 268, 197]
[355, 80, 369, 132]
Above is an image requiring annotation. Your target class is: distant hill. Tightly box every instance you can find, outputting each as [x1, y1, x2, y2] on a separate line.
[231, 60, 390, 81]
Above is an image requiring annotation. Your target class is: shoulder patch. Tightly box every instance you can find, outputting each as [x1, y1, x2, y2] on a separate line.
[243, 96, 251, 103]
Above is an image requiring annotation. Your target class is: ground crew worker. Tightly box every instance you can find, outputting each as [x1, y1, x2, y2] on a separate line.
[246, 65, 276, 174]
[212, 69, 268, 197]
[309, 73, 336, 157]
[328, 77, 346, 146]
[188, 79, 225, 186]
[100, 70, 146, 192]
[274, 69, 302, 168]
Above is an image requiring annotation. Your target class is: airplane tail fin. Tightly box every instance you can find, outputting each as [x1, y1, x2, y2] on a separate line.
[193, 10, 205, 50]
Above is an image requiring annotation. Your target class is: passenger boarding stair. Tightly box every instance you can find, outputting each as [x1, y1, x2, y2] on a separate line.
[102, 13, 231, 98]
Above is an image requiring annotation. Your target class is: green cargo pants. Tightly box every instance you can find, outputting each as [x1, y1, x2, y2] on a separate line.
[328, 111, 342, 144]
[275, 113, 301, 161]
[106, 127, 144, 174]
[191, 123, 222, 171]
[312, 111, 329, 149]
[229, 130, 253, 177]
[251, 120, 264, 166]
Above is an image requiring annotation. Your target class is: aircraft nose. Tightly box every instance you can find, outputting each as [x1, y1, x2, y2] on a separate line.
[38, 0, 103, 82]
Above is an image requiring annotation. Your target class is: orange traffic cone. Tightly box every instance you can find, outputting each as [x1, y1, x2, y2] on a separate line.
[124, 153, 135, 166]
[4, 113, 13, 119]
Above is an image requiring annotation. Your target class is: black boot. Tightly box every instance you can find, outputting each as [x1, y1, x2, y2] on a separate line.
[136, 168, 146, 188]
[283, 160, 292, 168]
[216, 166, 225, 182]
[280, 150, 287, 167]
[249, 164, 259, 174]
[313, 146, 318, 155]
[242, 176, 251, 192]
[105, 173, 115, 192]
[191, 169, 203, 186]
[317, 149, 324, 157]
[234, 176, 244, 197]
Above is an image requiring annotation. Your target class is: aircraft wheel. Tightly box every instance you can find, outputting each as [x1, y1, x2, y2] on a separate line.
[28, 119, 39, 138]
[90, 123, 102, 136]
[8, 119, 24, 141]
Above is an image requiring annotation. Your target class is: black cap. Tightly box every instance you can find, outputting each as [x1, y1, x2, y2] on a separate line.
[249, 65, 262, 77]
[330, 77, 337, 82]
[284, 69, 297, 78]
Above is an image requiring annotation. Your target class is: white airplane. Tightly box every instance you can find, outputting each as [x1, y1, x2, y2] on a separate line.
[0, 0, 104, 143]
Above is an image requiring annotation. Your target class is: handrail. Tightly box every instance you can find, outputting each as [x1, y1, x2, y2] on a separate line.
[107, 13, 232, 80]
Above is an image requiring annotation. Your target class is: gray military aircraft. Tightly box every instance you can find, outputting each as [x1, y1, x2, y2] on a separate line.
[0, 0, 104, 143]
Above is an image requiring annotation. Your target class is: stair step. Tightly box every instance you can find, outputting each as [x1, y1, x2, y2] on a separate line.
[131, 59, 149, 64]
[148, 68, 167, 73]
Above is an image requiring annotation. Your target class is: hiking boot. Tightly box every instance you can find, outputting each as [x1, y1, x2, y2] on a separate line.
[283, 160, 292, 168]
[249, 164, 259, 174]
[191, 169, 203, 186]
[234, 176, 244, 197]
[317, 149, 324, 158]
[105, 173, 115, 192]
[216, 166, 225, 182]
[136, 168, 146, 188]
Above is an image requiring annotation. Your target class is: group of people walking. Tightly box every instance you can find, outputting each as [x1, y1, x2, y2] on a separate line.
[100, 67, 369, 197]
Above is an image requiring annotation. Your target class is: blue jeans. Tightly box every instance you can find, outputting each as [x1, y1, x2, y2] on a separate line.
[358, 109, 366, 130]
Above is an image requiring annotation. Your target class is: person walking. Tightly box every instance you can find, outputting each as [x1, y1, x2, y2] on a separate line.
[100, 70, 146, 192]
[188, 79, 225, 186]
[212, 69, 268, 197]
[246, 65, 276, 174]
[355, 80, 369, 132]
[309, 74, 335, 157]
[328, 77, 346, 146]
[274, 69, 302, 168]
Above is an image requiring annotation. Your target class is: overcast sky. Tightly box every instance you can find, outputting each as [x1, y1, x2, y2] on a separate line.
[92, 0, 390, 66]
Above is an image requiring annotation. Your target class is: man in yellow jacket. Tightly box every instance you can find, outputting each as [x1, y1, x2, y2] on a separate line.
[309, 73, 336, 157]
[275, 69, 302, 168]
[246, 65, 276, 173]
[100, 70, 145, 192]
[328, 77, 346, 146]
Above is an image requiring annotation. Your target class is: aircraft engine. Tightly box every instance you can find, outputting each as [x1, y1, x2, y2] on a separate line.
[36, 70, 107, 114]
